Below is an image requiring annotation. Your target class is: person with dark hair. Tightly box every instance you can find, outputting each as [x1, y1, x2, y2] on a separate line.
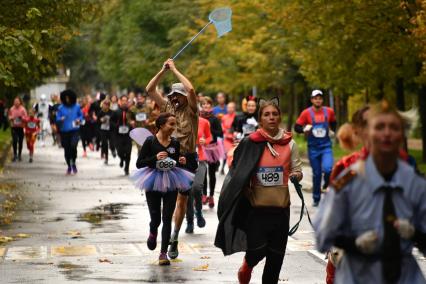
[79, 96, 92, 157]
[200, 96, 223, 208]
[133, 112, 193, 265]
[212, 92, 227, 119]
[56, 89, 83, 175]
[294, 90, 337, 207]
[49, 94, 62, 146]
[314, 101, 426, 284]
[146, 58, 198, 259]
[23, 109, 40, 163]
[232, 96, 258, 139]
[8, 96, 27, 161]
[98, 100, 114, 165]
[89, 92, 106, 152]
[111, 95, 135, 175]
[215, 98, 303, 284]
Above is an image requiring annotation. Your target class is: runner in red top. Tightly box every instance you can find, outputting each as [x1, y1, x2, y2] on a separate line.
[23, 109, 40, 163]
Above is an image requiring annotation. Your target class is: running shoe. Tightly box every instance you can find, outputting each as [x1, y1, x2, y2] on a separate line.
[12, 156, 17, 162]
[208, 196, 215, 208]
[66, 167, 72, 175]
[168, 239, 179, 259]
[29, 157, 33, 163]
[147, 232, 157, 250]
[313, 200, 319, 207]
[89, 143, 94, 151]
[195, 211, 206, 228]
[72, 165, 78, 174]
[202, 195, 208, 205]
[119, 159, 124, 168]
[104, 159, 108, 165]
[158, 252, 170, 266]
[238, 258, 253, 284]
[185, 223, 194, 234]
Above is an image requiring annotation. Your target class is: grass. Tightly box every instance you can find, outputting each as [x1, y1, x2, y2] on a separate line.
[293, 133, 426, 174]
[0, 129, 11, 171]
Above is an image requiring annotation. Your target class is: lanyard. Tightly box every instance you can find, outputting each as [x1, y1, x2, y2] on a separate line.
[122, 110, 126, 126]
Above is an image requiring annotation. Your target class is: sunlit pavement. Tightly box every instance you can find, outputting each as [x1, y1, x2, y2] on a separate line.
[1, 140, 424, 283]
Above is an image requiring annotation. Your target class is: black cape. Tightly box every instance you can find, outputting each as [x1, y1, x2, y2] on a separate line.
[214, 137, 266, 256]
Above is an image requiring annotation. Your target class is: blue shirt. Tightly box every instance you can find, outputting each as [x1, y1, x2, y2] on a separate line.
[212, 105, 227, 116]
[314, 155, 426, 284]
[56, 104, 83, 133]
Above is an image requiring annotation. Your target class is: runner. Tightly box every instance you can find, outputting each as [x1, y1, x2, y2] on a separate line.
[232, 95, 258, 139]
[146, 58, 198, 260]
[131, 93, 150, 154]
[79, 96, 92, 158]
[49, 94, 61, 147]
[215, 98, 303, 284]
[185, 115, 211, 234]
[133, 112, 193, 265]
[98, 100, 114, 165]
[220, 101, 236, 175]
[200, 96, 224, 208]
[56, 89, 83, 175]
[212, 92, 227, 120]
[23, 109, 40, 163]
[110, 94, 119, 111]
[8, 96, 27, 162]
[294, 90, 336, 206]
[111, 95, 135, 175]
[89, 92, 106, 152]
[314, 101, 426, 284]
[33, 94, 52, 146]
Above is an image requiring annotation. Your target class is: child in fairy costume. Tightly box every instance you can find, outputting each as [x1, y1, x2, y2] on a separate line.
[132, 112, 194, 265]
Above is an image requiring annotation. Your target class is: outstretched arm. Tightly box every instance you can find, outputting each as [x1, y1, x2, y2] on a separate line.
[146, 62, 168, 109]
[166, 59, 197, 112]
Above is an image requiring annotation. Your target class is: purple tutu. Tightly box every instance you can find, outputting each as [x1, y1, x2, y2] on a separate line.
[131, 167, 194, 193]
[203, 138, 226, 163]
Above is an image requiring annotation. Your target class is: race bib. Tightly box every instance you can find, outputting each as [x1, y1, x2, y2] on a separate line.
[135, 112, 147, 122]
[100, 123, 110, 131]
[156, 157, 176, 171]
[14, 118, 22, 125]
[27, 122, 36, 129]
[118, 125, 129, 134]
[242, 124, 256, 135]
[256, 166, 284, 187]
[312, 127, 327, 138]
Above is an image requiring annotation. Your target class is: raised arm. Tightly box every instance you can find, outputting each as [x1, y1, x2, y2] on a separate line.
[146, 63, 168, 109]
[166, 59, 197, 112]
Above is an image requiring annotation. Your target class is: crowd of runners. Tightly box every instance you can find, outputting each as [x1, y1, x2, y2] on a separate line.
[2, 58, 426, 284]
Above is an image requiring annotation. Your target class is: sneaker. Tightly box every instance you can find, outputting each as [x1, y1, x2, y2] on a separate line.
[313, 200, 319, 207]
[12, 156, 17, 162]
[196, 211, 206, 228]
[147, 232, 157, 250]
[89, 143, 94, 151]
[18, 155, 22, 162]
[82, 151, 87, 158]
[202, 195, 208, 205]
[238, 258, 253, 284]
[185, 223, 194, 234]
[72, 165, 78, 174]
[104, 159, 108, 165]
[119, 159, 124, 168]
[66, 167, 72, 175]
[168, 239, 179, 259]
[158, 252, 170, 266]
[29, 157, 33, 163]
[124, 169, 129, 176]
[208, 196, 215, 208]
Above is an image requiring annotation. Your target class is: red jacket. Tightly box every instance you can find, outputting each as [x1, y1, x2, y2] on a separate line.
[197, 117, 213, 161]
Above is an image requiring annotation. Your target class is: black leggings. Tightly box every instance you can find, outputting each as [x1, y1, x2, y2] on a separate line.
[60, 131, 79, 167]
[186, 162, 207, 224]
[116, 135, 132, 172]
[100, 130, 112, 160]
[145, 191, 178, 253]
[245, 208, 290, 284]
[203, 161, 219, 197]
[11, 127, 24, 157]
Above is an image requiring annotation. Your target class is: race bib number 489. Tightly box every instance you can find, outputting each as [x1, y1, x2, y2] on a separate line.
[156, 158, 176, 171]
[256, 166, 284, 187]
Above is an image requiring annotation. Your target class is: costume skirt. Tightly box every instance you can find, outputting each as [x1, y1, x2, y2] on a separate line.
[131, 167, 194, 193]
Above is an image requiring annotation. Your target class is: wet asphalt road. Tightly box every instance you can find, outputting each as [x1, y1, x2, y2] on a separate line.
[0, 140, 422, 283]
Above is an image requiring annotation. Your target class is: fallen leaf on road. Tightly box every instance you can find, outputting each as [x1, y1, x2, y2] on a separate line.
[200, 256, 210, 259]
[99, 258, 113, 264]
[67, 231, 82, 238]
[0, 235, 14, 243]
[193, 264, 209, 271]
[15, 233, 30, 238]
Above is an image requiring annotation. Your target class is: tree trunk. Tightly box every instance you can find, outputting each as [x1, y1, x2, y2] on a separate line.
[396, 77, 405, 111]
[419, 85, 426, 162]
[287, 84, 295, 131]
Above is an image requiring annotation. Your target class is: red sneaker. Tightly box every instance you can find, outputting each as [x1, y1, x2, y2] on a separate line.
[208, 196, 215, 208]
[238, 259, 253, 284]
[202, 195, 208, 205]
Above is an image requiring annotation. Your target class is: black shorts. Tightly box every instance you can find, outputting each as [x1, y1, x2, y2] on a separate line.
[178, 152, 198, 196]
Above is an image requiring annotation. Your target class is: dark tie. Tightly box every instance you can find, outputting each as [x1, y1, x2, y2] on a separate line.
[381, 186, 401, 283]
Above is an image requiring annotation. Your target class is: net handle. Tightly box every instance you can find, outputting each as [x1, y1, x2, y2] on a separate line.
[172, 21, 212, 60]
